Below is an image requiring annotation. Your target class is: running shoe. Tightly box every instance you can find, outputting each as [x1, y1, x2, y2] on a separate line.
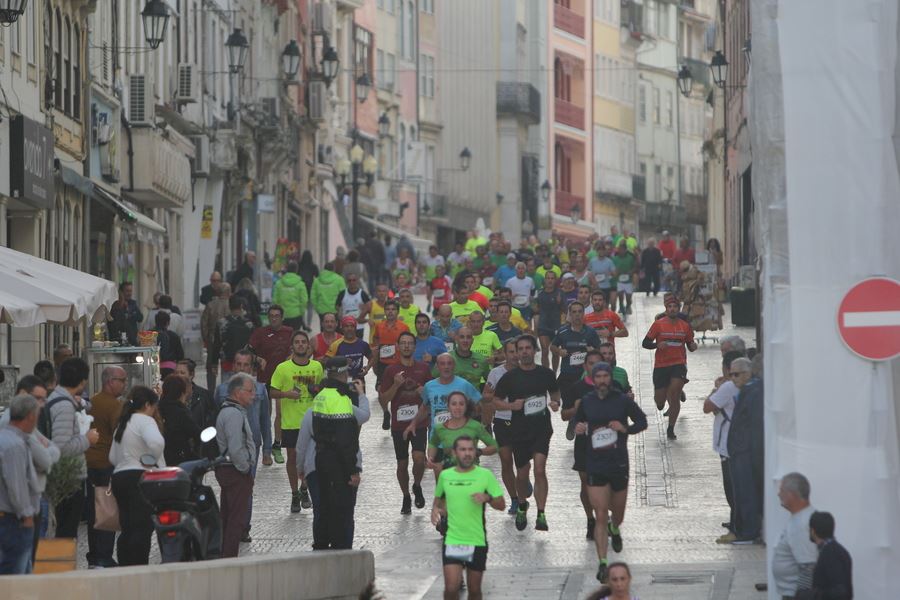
[507, 498, 519, 516]
[299, 487, 312, 509]
[382, 411, 391, 431]
[515, 501, 529, 531]
[272, 444, 285, 464]
[566, 419, 576, 441]
[290, 492, 302, 513]
[535, 511, 548, 531]
[412, 484, 426, 509]
[608, 521, 623, 553]
[525, 480, 534, 499]
[586, 517, 596, 540]
[666, 426, 677, 440]
[596, 561, 609, 583]
[401, 495, 412, 515]
[731, 537, 760, 545]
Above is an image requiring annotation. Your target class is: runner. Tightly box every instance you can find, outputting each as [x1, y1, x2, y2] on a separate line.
[431, 304, 463, 349]
[597, 342, 632, 397]
[584, 290, 629, 349]
[248, 304, 294, 466]
[492, 290, 531, 330]
[588, 244, 617, 310]
[466, 312, 503, 366]
[573, 362, 647, 582]
[397, 288, 422, 329]
[482, 339, 531, 515]
[446, 241, 470, 277]
[643, 295, 697, 440]
[612, 243, 637, 316]
[493, 253, 518, 287]
[335, 274, 371, 337]
[486, 301, 522, 343]
[449, 284, 483, 327]
[413, 313, 446, 366]
[443, 327, 492, 392]
[464, 273, 492, 308]
[426, 391, 498, 477]
[533, 271, 565, 371]
[431, 436, 505, 600]
[312, 312, 342, 360]
[379, 331, 433, 514]
[427, 263, 454, 315]
[420, 245, 446, 283]
[269, 330, 324, 513]
[550, 302, 602, 391]
[492, 335, 560, 531]
[367, 283, 390, 344]
[325, 316, 372, 381]
[372, 300, 411, 430]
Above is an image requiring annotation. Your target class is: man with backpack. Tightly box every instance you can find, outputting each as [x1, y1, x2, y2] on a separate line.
[213, 296, 255, 381]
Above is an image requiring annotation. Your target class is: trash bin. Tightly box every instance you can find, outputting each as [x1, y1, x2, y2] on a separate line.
[730, 287, 756, 327]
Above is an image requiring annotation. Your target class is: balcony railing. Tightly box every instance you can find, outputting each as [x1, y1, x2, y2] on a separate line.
[554, 189, 586, 219]
[554, 98, 585, 130]
[496, 82, 541, 125]
[554, 3, 585, 38]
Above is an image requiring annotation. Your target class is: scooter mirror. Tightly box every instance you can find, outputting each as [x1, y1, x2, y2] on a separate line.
[140, 454, 157, 468]
[200, 427, 217, 443]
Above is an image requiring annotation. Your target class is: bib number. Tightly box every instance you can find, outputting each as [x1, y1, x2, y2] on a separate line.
[514, 295, 528, 306]
[396, 404, 418, 422]
[591, 427, 618, 450]
[445, 544, 475, 562]
[434, 411, 452, 425]
[570, 351, 586, 366]
[445, 342, 454, 352]
[596, 273, 607, 282]
[433, 288, 446, 299]
[380, 345, 396, 359]
[665, 341, 684, 347]
[344, 307, 360, 317]
[619, 274, 631, 283]
[494, 409, 512, 421]
[482, 277, 494, 287]
[523, 395, 547, 416]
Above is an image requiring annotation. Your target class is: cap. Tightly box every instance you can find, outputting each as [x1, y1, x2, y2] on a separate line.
[507, 252, 517, 259]
[561, 272, 576, 280]
[324, 356, 349, 373]
[664, 294, 681, 307]
[340, 315, 358, 327]
[591, 362, 613, 377]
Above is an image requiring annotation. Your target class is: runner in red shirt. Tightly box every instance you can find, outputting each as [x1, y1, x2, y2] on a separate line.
[583, 290, 628, 349]
[248, 304, 294, 465]
[372, 300, 411, 429]
[427, 264, 454, 314]
[642, 296, 697, 440]
[312, 312, 342, 360]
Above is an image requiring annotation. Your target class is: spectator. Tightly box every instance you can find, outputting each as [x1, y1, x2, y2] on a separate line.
[175, 360, 216, 432]
[273, 261, 309, 331]
[143, 294, 184, 336]
[311, 263, 347, 326]
[53, 344, 74, 371]
[720, 335, 747, 357]
[0, 394, 42, 575]
[201, 282, 231, 391]
[47, 357, 99, 539]
[109, 386, 164, 566]
[725, 357, 763, 544]
[798, 511, 853, 600]
[233, 278, 262, 327]
[640, 239, 663, 297]
[657, 230, 677, 261]
[108, 281, 144, 346]
[706, 238, 724, 267]
[228, 251, 256, 289]
[672, 237, 696, 266]
[33, 360, 57, 392]
[154, 311, 184, 379]
[159, 375, 201, 466]
[200, 271, 223, 306]
[213, 296, 255, 381]
[772, 473, 818, 598]
[84, 366, 126, 568]
[298, 250, 320, 330]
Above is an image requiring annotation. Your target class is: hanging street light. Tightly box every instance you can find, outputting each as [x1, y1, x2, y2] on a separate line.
[140, 0, 170, 49]
[710, 50, 728, 89]
[378, 112, 390, 137]
[321, 46, 340, 85]
[677, 65, 693, 98]
[225, 28, 250, 74]
[541, 179, 552, 202]
[281, 40, 301, 79]
[0, 0, 27, 25]
[355, 73, 371, 103]
[459, 147, 471, 171]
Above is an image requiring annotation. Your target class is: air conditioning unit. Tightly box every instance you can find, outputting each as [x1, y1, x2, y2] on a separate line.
[176, 63, 199, 103]
[189, 135, 210, 177]
[260, 97, 279, 125]
[128, 73, 155, 126]
[309, 80, 327, 122]
[311, 3, 333, 34]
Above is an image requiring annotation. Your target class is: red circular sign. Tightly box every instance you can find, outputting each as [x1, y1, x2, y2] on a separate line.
[837, 277, 900, 361]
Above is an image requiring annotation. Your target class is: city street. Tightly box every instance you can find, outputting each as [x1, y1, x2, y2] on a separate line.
[76, 293, 765, 599]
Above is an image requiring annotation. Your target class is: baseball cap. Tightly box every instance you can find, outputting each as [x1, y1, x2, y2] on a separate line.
[591, 362, 613, 377]
[507, 252, 517, 259]
[324, 356, 349, 373]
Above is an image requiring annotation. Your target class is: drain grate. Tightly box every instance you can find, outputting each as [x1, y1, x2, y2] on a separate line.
[651, 571, 713, 585]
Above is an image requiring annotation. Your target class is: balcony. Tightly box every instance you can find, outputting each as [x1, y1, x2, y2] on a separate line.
[554, 98, 585, 130]
[554, 189, 586, 219]
[642, 201, 687, 228]
[632, 175, 646, 202]
[496, 82, 541, 125]
[554, 3, 585, 38]
[124, 128, 192, 208]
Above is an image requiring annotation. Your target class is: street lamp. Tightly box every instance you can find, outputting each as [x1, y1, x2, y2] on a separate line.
[710, 50, 728, 89]
[378, 112, 391, 137]
[225, 28, 250, 74]
[459, 147, 471, 171]
[140, 0, 169, 49]
[677, 65, 692, 98]
[541, 180, 552, 202]
[321, 46, 339, 85]
[281, 40, 301, 80]
[337, 143, 378, 244]
[0, 0, 27, 25]
[355, 73, 371, 103]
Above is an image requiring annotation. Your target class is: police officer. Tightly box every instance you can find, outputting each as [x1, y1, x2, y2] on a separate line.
[296, 357, 368, 550]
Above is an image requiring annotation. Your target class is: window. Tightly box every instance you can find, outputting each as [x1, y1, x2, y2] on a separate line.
[73, 25, 80, 119]
[638, 85, 646, 122]
[654, 164, 662, 201]
[376, 49, 386, 89]
[554, 57, 570, 101]
[385, 53, 396, 89]
[665, 91, 672, 127]
[652, 87, 660, 123]
[666, 165, 675, 197]
[64, 17, 71, 115]
[420, 53, 434, 97]
[354, 26, 373, 80]
[421, 0, 433, 14]
[405, 1, 415, 59]
[555, 142, 572, 193]
[44, 1, 51, 101]
[10, 14, 20, 55]
[399, 124, 406, 179]
[54, 9, 62, 110]
[26, 1, 35, 64]
[645, 0, 657, 36]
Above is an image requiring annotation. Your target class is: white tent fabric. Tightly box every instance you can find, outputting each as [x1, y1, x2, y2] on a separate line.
[755, 1, 900, 598]
[0, 246, 118, 326]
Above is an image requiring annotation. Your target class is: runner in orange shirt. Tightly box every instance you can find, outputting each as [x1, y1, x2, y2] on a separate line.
[583, 290, 628, 349]
[372, 299, 411, 430]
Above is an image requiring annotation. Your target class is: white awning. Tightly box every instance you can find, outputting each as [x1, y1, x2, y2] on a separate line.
[0, 246, 118, 326]
[359, 216, 433, 255]
[93, 185, 167, 246]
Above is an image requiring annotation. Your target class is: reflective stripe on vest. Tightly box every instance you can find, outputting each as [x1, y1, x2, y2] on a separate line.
[312, 387, 353, 418]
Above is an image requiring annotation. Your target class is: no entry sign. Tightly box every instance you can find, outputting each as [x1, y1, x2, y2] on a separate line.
[837, 277, 900, 361]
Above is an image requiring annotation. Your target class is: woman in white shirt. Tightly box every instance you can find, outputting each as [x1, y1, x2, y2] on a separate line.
[109, 386, 165, 566]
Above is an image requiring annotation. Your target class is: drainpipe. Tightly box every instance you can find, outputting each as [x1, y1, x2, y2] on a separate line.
[121, 111, 135, 192]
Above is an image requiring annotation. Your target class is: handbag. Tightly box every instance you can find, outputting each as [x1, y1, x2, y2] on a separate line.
[94, 484, 121, 532]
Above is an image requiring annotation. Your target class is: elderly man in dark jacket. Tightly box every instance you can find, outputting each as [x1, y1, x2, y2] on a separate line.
[726, 357, 764, 543]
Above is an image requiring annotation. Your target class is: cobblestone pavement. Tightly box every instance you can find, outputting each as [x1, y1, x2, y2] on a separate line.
[76, 293, 766, 599]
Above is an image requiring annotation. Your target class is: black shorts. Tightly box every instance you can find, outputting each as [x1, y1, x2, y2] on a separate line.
[586, 471, 629, 492]
[374, 362, 388, 387]
[652, 364, 688, 390]
[571, 437, 587, 472]
[492, 419, 514, 447]
[537, 327, 556, 338]
[441, 544, 488, 572]
[512, 428, 552, 469]
[392, 429, 426, 461]
[281, 428, 300, 449]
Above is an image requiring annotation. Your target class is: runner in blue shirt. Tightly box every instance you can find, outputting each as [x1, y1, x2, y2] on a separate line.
[413, 313, 448, 366]
[406, 353, 482, 438]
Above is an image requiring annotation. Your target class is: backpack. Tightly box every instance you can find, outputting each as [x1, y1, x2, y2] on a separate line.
[202, 402, 244, 460]
[37, 396, 74, 439]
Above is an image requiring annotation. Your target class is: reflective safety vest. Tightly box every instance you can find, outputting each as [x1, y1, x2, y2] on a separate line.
[312, 386, 353, 419]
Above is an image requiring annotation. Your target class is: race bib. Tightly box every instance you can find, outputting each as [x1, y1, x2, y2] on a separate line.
[514, 295, 528, 306]
[596, 273, 607, 282]
[445, 544, 475, 562]
[396, 404, 418, 422]
[434, 411, 452, 425]
[433, 288, 446, 299]
[482, 277, 494, 287]
[665, 340, 684, 347]
[570, 351, 586, 366]
[344, 307, 360, 317]
[380, 344, 396, 359]
[523, 395, 547, 416]
[619, 274, 631, 283]
[494, 409, 512, 421]
[445, 342, 454, 352]
[591, 427, 618, 450]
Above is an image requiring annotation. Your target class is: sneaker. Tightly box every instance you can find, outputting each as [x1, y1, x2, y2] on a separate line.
[731, 537, 760, 545]
[586, 518, 596, 540]
[412, 484, 425, 509]
[666, 426, 677, 440]
[272, 445, 285, 464]
[299, 487, 312, 509]
[507, 498, 519, 516]
[716, 532, 737, 544]
[566, 420, 576, 441]
[608, 521, 623, 553]
[525, 480, 534, 499]
[401, 495, 412, 515]
[241, 532, 252, 543]
[290, 492, 302, 513]
[535, 511, 548, 531]
[382, 412, 391, 431]
[515, 501, 529, 531]
[596, 561, 609, 583]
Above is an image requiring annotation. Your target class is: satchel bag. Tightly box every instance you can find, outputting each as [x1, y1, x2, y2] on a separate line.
[94, 484, 121, 532]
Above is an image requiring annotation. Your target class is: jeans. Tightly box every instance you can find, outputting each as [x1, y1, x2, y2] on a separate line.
[729, 451, 762, 539]
[0, 514, 35, 575]
[245, 445, 261, 533]
[308, 466, 357, 550]
[215, 466, 254, 557]
[38, 496, 49, 537]
[54, 482, 86, 538]
[112, 469, 154, 566]
[86, 467, 117, 566]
